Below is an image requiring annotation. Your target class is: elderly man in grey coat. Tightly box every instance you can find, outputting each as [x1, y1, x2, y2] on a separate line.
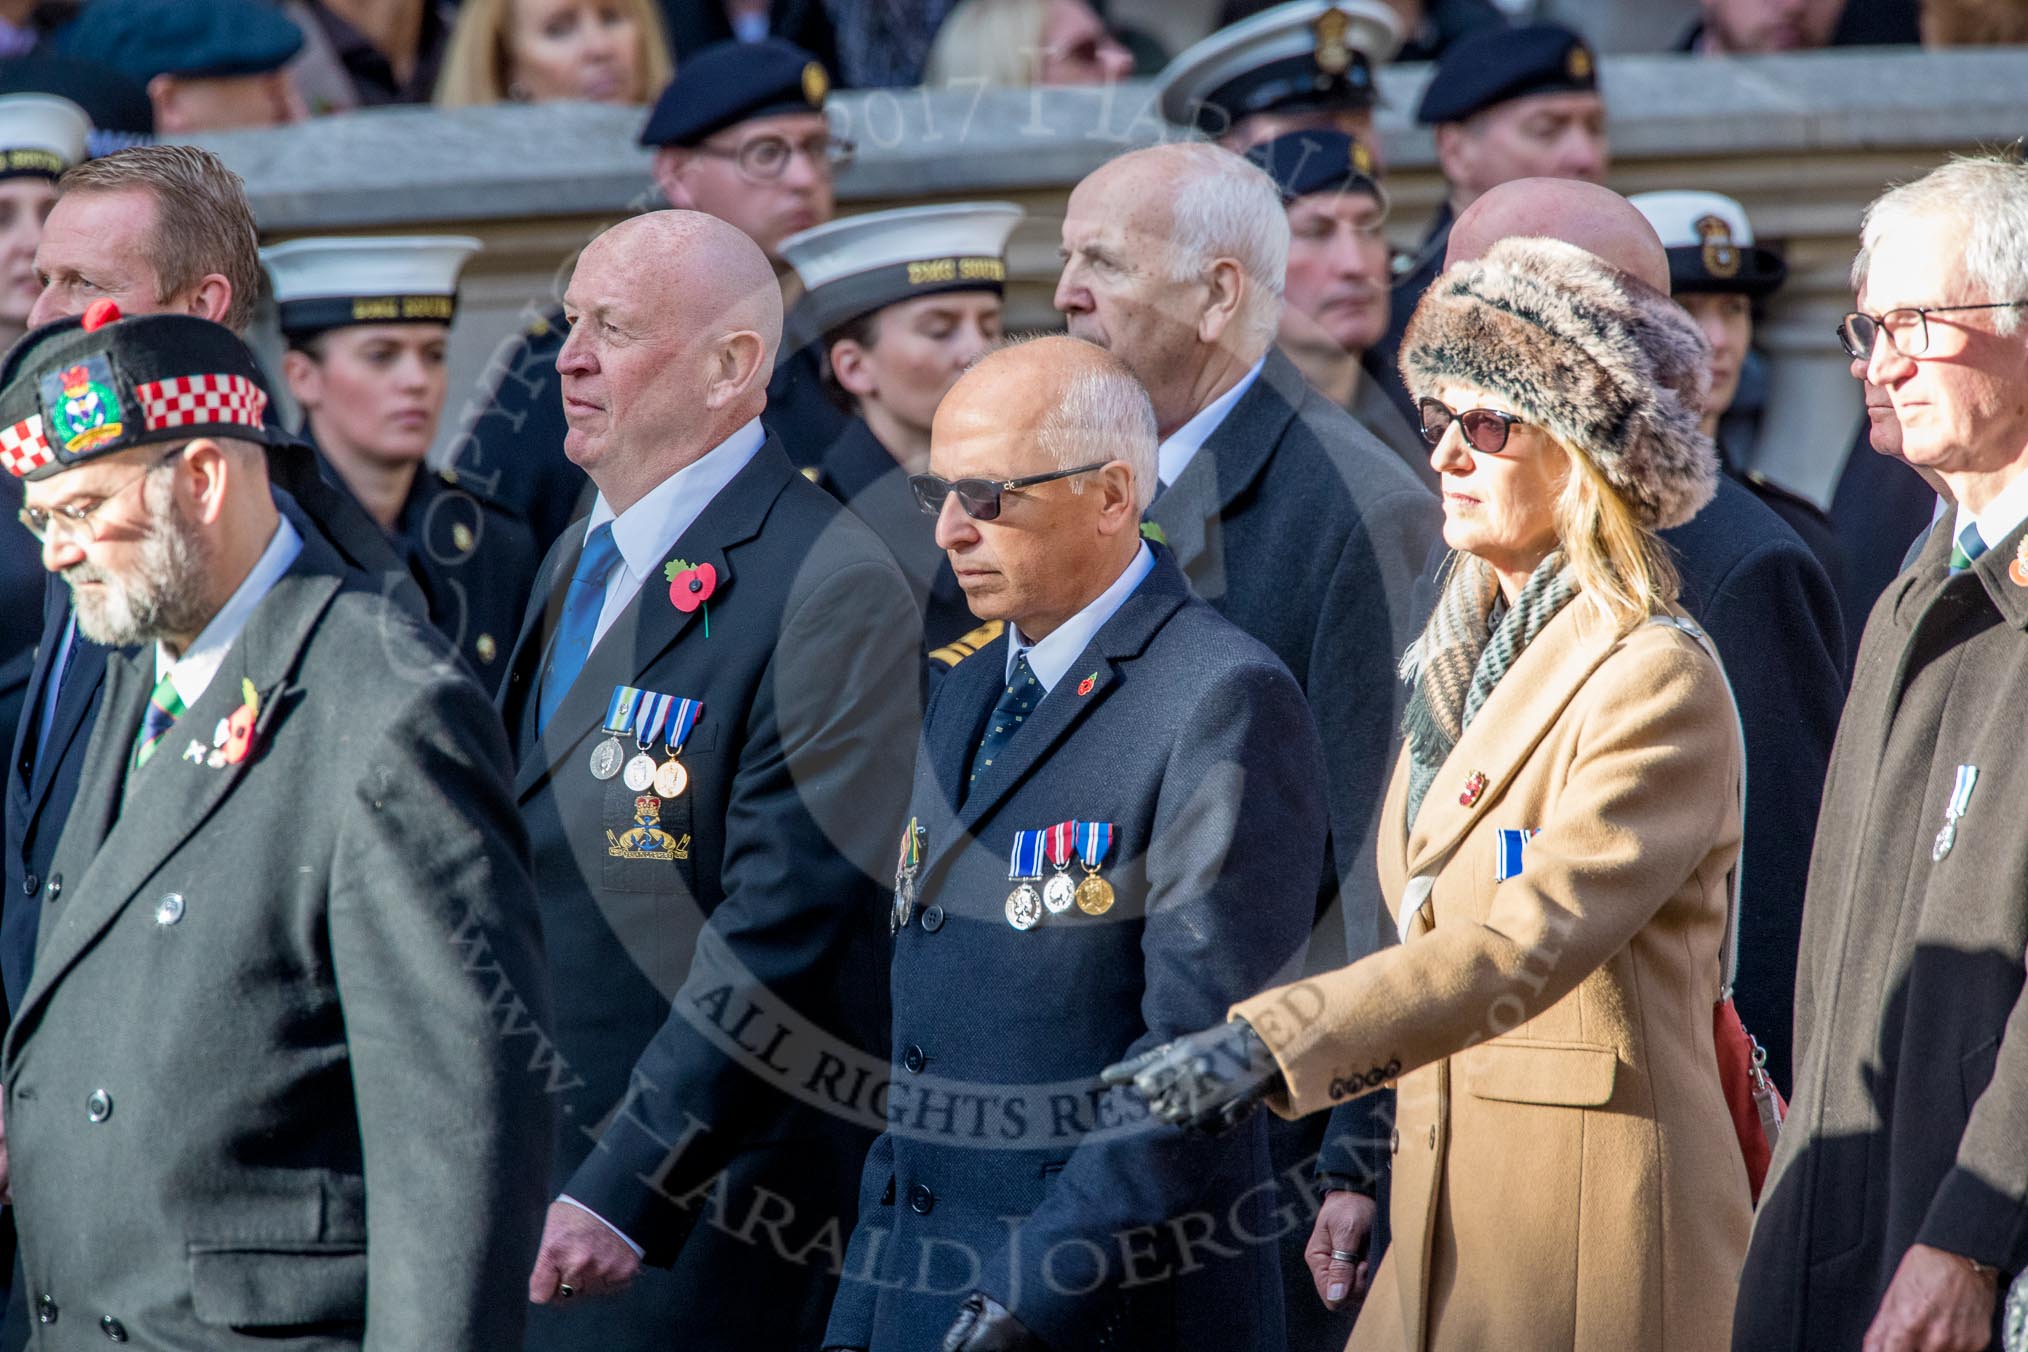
[1734, 151, 2028, 1352]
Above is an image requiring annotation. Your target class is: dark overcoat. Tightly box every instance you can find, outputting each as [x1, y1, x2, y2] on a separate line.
[2, 523, 554, 1350]
[822, 552, 1327, 1352]
[1734, 515, 2028, 1351]
[499, 436, 921, 1352]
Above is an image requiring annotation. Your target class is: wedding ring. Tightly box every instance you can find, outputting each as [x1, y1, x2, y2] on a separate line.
[1329, 1249, 1361, 1264]
[557, 1281, 576, 1300]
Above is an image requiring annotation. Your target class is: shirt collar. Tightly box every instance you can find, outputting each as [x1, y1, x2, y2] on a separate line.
[1953, 466, 2028, 556]
[1007, 542, 1155, 693]
[155, 515, 304, 707]
[1156, 356, 1266, 488]
[586, 418, 766, 582]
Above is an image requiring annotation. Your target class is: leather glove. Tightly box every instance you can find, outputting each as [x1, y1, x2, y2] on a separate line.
[941, 1293, 1045, 1351]
[1100, 1016, 1283, 1132]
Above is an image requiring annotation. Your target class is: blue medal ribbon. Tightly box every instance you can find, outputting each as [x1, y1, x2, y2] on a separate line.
[632, 692, 675, 748]
[666, 697, 704, 755]
[1074, 820, 1113, 869]
[1008, 829, 1046, 881]
[1947, 764, 1978, 821]
[603, 685, 644, 735]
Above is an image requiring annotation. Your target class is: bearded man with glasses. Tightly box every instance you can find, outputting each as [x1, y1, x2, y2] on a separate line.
[1736, 150, 2028, 1352]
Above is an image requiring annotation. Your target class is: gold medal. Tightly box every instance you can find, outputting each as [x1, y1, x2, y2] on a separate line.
[622, 753, 658, 792]
[1005, 883, 1043, 930]
[654, 758, 689, 798]
[1075, 873, 1115, 916]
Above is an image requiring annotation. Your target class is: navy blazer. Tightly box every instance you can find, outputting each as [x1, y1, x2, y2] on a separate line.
[822, 552, 1327, 1352]
[1662, 475, 1846, 1088]
[500, 435, 922, 1352]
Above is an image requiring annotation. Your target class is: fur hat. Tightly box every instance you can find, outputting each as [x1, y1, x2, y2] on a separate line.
[1400, 235, 1718, 531]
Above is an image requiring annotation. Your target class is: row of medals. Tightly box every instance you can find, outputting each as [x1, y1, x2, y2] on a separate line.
[589, 735, 689, 798]
[1006, 862, 1113, 930]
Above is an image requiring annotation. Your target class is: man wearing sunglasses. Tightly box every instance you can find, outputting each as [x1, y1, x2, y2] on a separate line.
[454, 37, 850, 553]
[1737, 151, 2028, 1352]
[823, 334, 1326, 1352]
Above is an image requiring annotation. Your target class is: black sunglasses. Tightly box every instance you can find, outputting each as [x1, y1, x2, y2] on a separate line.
[908, 461, 1110, 521]
[1418, 398, 1525, 455]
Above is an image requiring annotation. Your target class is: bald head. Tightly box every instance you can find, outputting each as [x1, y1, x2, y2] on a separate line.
[931, 336, 1155, 636]
[1447, 178, 1669, 293]
[558, 209, 784, 511]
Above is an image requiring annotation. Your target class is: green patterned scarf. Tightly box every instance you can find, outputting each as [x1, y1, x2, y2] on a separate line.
[1401, 552, 1577, 834]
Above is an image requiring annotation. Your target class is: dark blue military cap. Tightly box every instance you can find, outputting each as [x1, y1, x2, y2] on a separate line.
[639, 38, 831, 148]
[54, 0, 304, 85]
[1154, 3, 1402, 136]
[1248, 129, 1382, 204]
[0, 303, 288, 482]
[1415, 21, 1597, 125]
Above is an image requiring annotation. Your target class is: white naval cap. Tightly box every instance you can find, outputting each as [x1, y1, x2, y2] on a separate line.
[1152, 1, 1402, 136]
[0, 94, 90, 181]
[261, 235, 483, 338]
[780, 201, 1023, 348]
[1628, 190, 1786, 297]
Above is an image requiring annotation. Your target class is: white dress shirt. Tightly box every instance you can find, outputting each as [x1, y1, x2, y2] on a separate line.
[1154, 357, 1266, 490]
[153, 515, 303, 706]
[581, 418, 766, 649]
[1952, 465, 2028, 556]
[1007, 542, 1155, 693]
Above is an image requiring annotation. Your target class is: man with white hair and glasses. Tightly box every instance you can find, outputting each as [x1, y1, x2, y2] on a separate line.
[1053, 140, 1438, 1341]
[1735, 150, 2028, 1352]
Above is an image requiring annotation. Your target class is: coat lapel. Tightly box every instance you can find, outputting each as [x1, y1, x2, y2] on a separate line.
[1401, 602, 1625, 880]
[510, 440, 797, 802]
[1146, 350, 1304, 596]
[12, 539, 345, 1044]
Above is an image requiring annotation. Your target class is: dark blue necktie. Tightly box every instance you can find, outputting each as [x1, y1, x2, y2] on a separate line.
[537, 522, 622, 734]
[967, 654, 1041, 798]
[1948, 521, 1988, 575]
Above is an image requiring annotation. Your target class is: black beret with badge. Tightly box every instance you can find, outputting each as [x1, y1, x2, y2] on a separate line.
[1247, 128, 1383, 205]
[0, 303, 287, 482]
[639, 37, 830, 148]
[1153, 1, 1403, 136]
[53, 0, 305, 85]
[1415, 21, 1597, 125]
[1629, 190, 1786, 297]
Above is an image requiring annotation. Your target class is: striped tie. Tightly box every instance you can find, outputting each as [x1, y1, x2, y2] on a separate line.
[1948, 522, 1988, 575]
[132, 674, 185, 770]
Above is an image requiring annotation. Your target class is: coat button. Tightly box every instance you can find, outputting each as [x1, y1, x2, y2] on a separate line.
[154, 893, 185, 926]
[20, 873, 36, 896]
[1389, 1129, 1399, 1155]
[100, 1315, 126, 1341]
[908, 1183, 935, 1215]
[86, 1089, 111, 1123]
[35, 1294, 56, 1324]
[43, 874, 60, 902]
[903, 1045, 926, 1074]
[920, 905, 945, 933]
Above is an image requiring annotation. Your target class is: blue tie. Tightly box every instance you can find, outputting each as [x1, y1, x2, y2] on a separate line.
[967, 654, 1042, 798]
[537, 522, 622, 734]
[1948, 522, 1988, 575]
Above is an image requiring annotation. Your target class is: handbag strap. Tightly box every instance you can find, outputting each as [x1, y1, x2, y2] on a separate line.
[1645, 615, 1747, 995]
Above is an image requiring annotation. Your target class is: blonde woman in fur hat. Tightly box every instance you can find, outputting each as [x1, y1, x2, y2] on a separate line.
[1107, 235, 1751, 1351]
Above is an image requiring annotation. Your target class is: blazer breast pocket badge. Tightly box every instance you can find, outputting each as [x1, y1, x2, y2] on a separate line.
[1494, 828, 1541, 882]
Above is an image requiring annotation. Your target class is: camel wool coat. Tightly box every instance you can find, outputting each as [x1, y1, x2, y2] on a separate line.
[1233, 599, 1754, 1352]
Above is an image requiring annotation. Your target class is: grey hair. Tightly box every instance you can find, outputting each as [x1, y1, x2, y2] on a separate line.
[1016, 341, 1161, 513]
[1157, 143, 1290, 358]
[1853, 149, 2028, 335]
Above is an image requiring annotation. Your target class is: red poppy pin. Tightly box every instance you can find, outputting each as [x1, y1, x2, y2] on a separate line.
[205, 678, 260, 768]
[1077, 671, 1098, 697]
[664, 558, 717, 636]
[1459, 770, 1487, 807]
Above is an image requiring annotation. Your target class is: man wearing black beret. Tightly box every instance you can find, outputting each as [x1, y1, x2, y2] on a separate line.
[0, 306, 552, 1349]
[455, 37, 850, 553]
[51, 0, 306, 132]
[1368, 21, 1608, 423]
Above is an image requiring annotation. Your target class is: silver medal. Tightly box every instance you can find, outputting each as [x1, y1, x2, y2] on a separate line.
[1042, 870, 1077, 914]
[1933, 821, 1957, 862]
[1005, 883, 1043, 930]
[622, 752, 659, 792]
[588, 737, 624, 781]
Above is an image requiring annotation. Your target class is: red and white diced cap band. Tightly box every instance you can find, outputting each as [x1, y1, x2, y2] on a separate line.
[136, 373, 269, 433]
[0, 414, 51, 478]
